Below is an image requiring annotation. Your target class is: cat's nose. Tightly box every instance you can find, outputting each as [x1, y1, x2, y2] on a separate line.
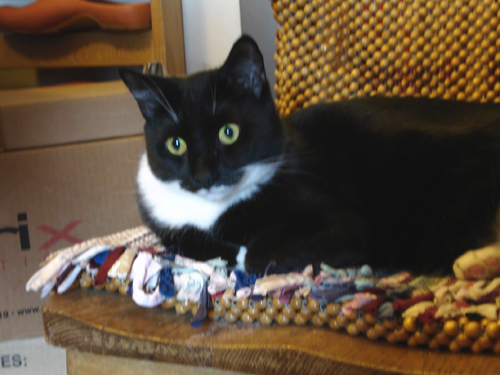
[193, 158, 213, 189]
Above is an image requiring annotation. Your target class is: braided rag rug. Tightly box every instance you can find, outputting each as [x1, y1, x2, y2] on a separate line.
[26, 226, 500, 354]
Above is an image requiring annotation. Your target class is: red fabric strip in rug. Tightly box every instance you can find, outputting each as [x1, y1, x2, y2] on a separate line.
[392, 292, 434, 313]
[364, 295, 389, 317]
[93, 246, 126, 286]
[55, 263, 76, 288]
[138, 247, 157, 255]
[417, 306, 439, 324]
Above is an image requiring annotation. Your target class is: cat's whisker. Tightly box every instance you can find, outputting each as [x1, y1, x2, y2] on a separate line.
[251, 150, 315, 168]
[209, 76, 218, 115]
[249, 150, 328, 183]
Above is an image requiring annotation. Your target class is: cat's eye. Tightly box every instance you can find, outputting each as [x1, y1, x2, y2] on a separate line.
[219, 123, 240, 145]
[166, 137, 187, 155]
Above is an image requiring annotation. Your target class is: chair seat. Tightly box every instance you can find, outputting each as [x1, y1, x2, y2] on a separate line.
[43, 289, 500, 375]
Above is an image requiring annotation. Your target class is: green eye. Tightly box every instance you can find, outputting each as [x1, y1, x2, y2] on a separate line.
[219, 123, 240, 145]
[166, 137, 187, 155]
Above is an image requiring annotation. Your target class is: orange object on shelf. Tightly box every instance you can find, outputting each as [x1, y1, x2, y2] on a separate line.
[0, 0, 151, 34]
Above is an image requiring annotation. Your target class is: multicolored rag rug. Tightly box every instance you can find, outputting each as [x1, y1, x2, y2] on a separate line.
[26, 226, 500, 354]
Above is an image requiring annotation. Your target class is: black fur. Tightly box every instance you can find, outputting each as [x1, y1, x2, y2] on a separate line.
[120, 36, 500, 275]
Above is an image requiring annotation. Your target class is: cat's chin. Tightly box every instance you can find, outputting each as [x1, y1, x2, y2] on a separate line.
[195, 185, 236, 202]
[136, 152, 281, 230]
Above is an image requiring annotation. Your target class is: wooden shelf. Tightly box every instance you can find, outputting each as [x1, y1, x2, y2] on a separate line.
[0, 0, 185, 75]
[0, 31, 153, 68]
[43, 290, 499, 375]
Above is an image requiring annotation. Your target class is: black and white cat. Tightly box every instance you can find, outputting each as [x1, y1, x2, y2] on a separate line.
[120, 35, 500, 276]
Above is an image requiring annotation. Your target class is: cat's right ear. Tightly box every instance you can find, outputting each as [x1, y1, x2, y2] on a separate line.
[219, 35, 267, 98]
[119, 68, 178, 122]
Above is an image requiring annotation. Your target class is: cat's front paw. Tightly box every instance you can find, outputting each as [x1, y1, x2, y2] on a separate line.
[453, 244, 500, 279]
[243, 249, 276, 274]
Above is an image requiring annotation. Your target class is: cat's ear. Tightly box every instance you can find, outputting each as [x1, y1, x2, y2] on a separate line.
[219, 35, 267, 98]
[119, 68, 178, 122]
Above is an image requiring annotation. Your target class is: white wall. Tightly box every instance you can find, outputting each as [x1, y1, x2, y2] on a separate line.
[239, 0, 278, 94]
[182, 0, 242, 74]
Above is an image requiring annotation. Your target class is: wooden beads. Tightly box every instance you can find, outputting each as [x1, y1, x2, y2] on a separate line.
[444, 320, 460, 337]
[486, 321, 500, 340]
[104, 278, 121, 293]
[272, 0, 500, 116]
[464, 321, 481, 339]
[161, 296, 177, 310]
[79, 271, 123, 293]
[71, 268, 500, 355]
[403, 317, 417, 333]
[195, 292, 500, 354]
[118, 279, 130, 296]
[175, 300, 192, 315]
[80, 272, 93, 288]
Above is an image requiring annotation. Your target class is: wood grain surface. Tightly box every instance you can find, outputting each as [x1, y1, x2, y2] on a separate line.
[150, 0, 186, 76]
[0, 31, 153, 68]
[42, 290, 498, 375]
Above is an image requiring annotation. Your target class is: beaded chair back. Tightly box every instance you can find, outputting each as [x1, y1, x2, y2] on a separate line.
[271, 0, 500, 117]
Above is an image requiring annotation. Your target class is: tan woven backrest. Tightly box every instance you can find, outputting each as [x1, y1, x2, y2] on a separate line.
[271, 0, 500, 117]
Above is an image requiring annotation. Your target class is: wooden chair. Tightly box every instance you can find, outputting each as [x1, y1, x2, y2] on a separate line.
[271, 0, 500, 118]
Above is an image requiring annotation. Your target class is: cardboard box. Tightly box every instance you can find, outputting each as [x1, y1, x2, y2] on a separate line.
[0, 336, 66, 375]
[0, 136, 145, 341]
[0, 81, 144, 151]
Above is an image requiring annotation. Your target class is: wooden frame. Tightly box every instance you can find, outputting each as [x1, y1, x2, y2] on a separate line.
[150, 0, 185, 76]
[0, 0, 185, 75]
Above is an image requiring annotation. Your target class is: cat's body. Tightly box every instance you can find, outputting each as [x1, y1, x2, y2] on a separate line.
[121, 36, 500, 275]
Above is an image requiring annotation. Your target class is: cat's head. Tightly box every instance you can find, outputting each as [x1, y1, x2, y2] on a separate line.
[120, 35, 284, 201]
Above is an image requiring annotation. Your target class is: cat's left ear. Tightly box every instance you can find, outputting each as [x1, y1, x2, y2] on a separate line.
[119, 68, 178, 122]
[219, 35, 267, 98]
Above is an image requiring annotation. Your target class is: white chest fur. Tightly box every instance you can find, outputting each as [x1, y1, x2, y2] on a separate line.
[136, 153, 279, 231]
